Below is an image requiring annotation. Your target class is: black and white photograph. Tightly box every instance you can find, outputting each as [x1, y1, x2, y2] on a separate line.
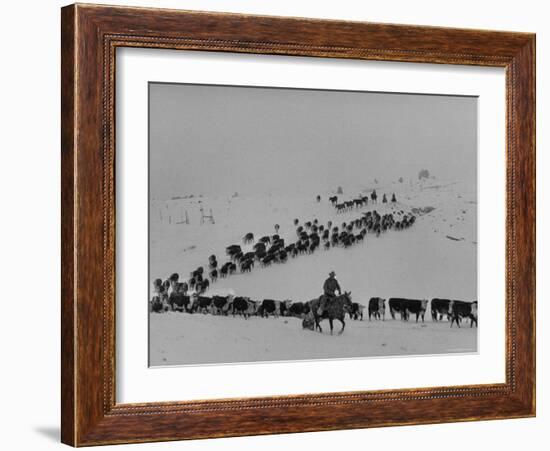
[148, 82, 479, 366]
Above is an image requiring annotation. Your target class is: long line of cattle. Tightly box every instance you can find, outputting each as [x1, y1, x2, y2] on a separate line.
[152, 207, 417, 297]
[150, 293, 478, 329]
[329, 190, 397, 213]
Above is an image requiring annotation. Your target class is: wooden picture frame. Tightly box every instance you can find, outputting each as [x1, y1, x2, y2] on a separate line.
[61, 3, 535, 446]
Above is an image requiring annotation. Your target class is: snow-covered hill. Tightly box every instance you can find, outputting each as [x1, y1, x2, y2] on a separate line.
[149, 179, 477, 366]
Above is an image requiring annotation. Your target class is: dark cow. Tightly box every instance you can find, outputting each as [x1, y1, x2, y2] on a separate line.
[219, 264, 229, 278]
[231, 251, 243, 261]
[287, 301, 309, 317]
[232, 296, 257, 319]
[253, 242, 266, 252]
[261, 255, 275, 266]
[240, 259, 254, 272]
[403, 299, 428, 322]
[431, 298, 451, 321]
[371, 190, 378, 203]
[329, 195, 338, 205]
[196, 279, 209, 293]
[242, 251, 255, 261]
[190, 267, 204, 279]
[150, 296, 166, 313]
[336, 203, 346, 213]
[169, 291, 190, 312]
[258, 299, 286, 318]
[259, 236, 271, 245]
[226, 244, 241, 256]
[211, 295, 231, 315]
[210, 269, 218, 283]
[242, 232, 254, 244]
[449, 300, 478, 328]
[348, 302, 365, 320]
[191, 295, 212, 314]
[388, 298, 408, 320]
[368, 297, 386, 321]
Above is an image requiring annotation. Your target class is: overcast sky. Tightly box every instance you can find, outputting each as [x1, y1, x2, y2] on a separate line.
[149, 83, 477, 198]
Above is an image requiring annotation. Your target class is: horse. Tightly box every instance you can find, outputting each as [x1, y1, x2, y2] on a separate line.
[308, 292, 353, 335]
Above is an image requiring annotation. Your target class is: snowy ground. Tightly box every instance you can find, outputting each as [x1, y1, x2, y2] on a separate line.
[149, 179, 478, 366]
[149, 312, 477, 366]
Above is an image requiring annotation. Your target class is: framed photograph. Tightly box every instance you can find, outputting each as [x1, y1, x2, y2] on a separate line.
[61, 3, 535, 446]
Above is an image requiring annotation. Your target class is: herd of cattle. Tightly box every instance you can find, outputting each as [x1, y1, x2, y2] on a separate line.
[329, 190, 397, 213]
[153, 197, 417, 296]
[150, 290, 478, 329]
[149, 190, 478, 334]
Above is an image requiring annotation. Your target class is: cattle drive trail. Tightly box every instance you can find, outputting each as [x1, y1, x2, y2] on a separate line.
[149, 179, 478, 366]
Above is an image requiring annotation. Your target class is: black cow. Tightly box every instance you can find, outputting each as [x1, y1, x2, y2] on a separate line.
[169, 291, 190, 312]
[240, 259, 254, 272]
[258, 299, 286, 318]
[348, 302, 365, 320]
[220, 264, 229, 278]
[388, 298, 408, 320]
[242, 232, 254, 244]
[287, 301, 309, 317]
[150, 296, 166, 313]
[403, 299, 428, 322]
[431, 298, 451, 321]
[368, 297, 386, 320]
[190, 267, 204, 279]
[232, 297, 256, 319]
[449, 300, 478, 327]
[253, 242, 266, 252]
[191, 295, 212, 314]
[226, 244, 241, 256]
[277, 250, 288, 263]
[259, 236, 271, 245]
[261, 255, 274, 266]
[198, 279, 209, 293]
[371, 190, 378, 203]
[211, 295, 231, 315]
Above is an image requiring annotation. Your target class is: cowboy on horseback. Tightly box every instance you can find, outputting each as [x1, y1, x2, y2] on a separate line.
[317, 271, 341, 316]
